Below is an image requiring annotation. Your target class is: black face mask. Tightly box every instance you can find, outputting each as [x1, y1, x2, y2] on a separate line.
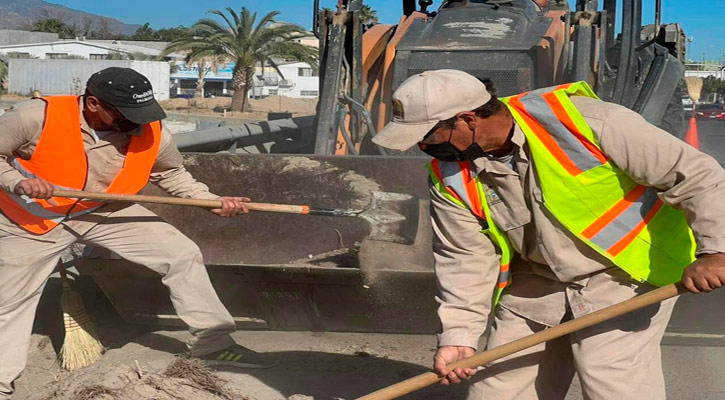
[109, 118, 141, 133]
[420, 128, 486, 162]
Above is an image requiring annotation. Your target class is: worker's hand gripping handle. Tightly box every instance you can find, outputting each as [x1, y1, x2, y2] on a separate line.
[356, 282, 688, 400]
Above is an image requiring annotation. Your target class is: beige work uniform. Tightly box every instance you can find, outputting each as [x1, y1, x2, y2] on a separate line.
[430, 96, 725, 399]
[0, 99, 236, 398]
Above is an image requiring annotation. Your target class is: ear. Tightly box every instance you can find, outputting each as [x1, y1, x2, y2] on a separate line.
[456, 111, 477, 131]
[85, 95, 101, 112]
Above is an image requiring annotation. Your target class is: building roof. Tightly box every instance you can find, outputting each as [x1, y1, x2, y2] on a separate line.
[0, 39, 184, 59]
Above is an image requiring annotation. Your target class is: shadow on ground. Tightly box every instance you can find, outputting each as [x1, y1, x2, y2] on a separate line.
[212, 351, 468, 400]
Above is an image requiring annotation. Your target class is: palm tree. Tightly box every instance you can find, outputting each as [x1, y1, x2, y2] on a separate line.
[191, 56, 225, 98]
[162, 7, 318, 111]
[359, 5, 379, 27]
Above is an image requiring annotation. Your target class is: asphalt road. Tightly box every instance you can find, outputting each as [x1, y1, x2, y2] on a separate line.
[694, 119, 725, 165]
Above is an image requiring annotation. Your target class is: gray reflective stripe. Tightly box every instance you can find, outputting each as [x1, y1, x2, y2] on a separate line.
[499, 270, 510, 283]
[520, 85, 559, 101]
[439, 161, 475, 211]
[4, 192, 99, 221]
[7, 158, 99, 221]
[520, 95, 602, 172]
[5, 192, 66, 221]
[10, 158, 38, 179]
[10, 157, 90, 192]
[589, 186, 659, 251]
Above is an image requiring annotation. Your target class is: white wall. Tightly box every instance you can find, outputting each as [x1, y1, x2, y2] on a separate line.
[685, 69, 725, 80]
[8, 59, 170, 100]
[0, 42, 121, 59]
[261, 62, 319, 98]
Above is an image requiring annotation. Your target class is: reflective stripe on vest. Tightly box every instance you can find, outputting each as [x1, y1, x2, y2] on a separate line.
[428, 159, 511, 304]
[502, 81, 695, 286]
[0, 96, 162, 235]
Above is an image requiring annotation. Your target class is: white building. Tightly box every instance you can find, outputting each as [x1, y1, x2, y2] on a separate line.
[0, 39, 182, 60]
[684, 66, 725, 80]
[171, 60, 319, 99]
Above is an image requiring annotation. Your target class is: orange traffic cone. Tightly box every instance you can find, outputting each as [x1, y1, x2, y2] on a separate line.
[685, 116, 699, 149]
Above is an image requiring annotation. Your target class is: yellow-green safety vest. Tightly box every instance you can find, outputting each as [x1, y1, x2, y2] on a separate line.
[428, 81, 696, 303]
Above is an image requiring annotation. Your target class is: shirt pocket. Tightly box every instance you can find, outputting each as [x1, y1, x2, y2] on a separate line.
[489, 203, 531, 232]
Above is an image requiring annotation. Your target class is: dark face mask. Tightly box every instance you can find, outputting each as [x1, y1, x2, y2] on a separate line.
[109, 118, 141, 133]
[420, 128, 486, 162]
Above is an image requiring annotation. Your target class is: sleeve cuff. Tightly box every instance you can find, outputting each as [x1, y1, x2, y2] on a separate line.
[696, 237, 725, 257]
[0, 172, 26, 194]
[437, 331, 482, 351]
[192, 192, 221, 200]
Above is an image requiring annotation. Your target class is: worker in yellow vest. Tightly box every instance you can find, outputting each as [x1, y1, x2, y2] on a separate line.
[373, 69, 725, 399]
[0, 68, 275, 400]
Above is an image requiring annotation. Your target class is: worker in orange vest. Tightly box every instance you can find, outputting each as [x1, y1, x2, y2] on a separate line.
[0, 68, 275, 399]
[373, 70, 725, 399]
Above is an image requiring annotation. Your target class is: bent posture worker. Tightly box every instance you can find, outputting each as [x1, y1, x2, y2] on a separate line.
[0, 67, 276, 400]
[373, 69, 725, 399]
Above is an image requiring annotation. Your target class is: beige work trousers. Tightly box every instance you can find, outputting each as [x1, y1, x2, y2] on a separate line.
[467, 293, 676, 400]
[0, 204, 236, 398]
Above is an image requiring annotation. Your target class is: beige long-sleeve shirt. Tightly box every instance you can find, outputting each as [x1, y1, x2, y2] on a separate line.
[0, 98, 219, 242]
[432, 96, 725, 349]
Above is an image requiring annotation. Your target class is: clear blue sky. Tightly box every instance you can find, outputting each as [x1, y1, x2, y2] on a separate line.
[49, 0, 724, 62]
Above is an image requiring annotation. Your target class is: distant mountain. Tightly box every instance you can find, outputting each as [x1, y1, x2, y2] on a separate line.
[0, 0, 141, 36]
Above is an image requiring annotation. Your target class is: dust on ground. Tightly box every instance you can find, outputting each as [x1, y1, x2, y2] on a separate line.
[159, 96, 318, 120]
[19, 326, 467, 400]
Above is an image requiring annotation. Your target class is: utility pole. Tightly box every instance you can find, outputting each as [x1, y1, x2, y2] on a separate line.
[686, 36, 693, 62]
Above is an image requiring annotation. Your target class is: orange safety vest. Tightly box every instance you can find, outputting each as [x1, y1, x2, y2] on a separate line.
[0, 96, 162, 235]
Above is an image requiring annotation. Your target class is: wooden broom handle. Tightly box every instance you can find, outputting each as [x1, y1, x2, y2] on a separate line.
[52, 189, 309, 214]
[356, 282, 688, 400]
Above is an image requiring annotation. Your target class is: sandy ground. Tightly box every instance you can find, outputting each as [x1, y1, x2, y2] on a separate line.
[2, 93, 318, 122]
[159, 96, 318, 121]
[12, 274, 725, 400]
[15, 275, 470, 400]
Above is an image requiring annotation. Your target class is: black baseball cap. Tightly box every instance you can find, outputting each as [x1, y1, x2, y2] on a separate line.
[86, 67, 167, 124]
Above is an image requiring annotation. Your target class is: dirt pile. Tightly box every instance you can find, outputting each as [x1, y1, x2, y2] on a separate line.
[159, 96, 318, 118]
[33, 356, 250, 400]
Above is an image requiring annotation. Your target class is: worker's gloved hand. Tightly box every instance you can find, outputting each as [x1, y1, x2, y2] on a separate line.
[15, 178, 55, 200]
[681, 253, 725, 293]
[434, 345, 477, 385]
[212, 196, 251, 217]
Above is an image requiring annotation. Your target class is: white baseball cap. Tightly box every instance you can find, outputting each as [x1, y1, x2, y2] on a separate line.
[372, 69, 491, 151]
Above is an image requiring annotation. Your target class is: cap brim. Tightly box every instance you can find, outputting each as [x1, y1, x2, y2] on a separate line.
[115, 99, 167, 125]
[372, 120, 437, 151]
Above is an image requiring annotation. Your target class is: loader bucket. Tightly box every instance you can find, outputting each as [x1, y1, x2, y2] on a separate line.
[76, 153, 440, 333]
[75, 152, 725, 339]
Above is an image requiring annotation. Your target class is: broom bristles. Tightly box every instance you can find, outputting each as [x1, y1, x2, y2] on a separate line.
[58, 287, 104, 371]
[684, 76, 703, 103]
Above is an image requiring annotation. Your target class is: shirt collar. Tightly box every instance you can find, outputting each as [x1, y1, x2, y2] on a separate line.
[470, 122, 527, 175]
[78, 96, 93, 134]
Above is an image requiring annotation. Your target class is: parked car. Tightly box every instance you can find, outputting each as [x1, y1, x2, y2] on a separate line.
[696, 103, 725, 120]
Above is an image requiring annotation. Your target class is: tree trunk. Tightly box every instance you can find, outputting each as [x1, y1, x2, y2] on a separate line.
[230, 65, 246, 111]
[195, 78, 205, 99]
[230, 65, 256, 112]
[195, 61, 207, 99]
[240, 67, 255, 113]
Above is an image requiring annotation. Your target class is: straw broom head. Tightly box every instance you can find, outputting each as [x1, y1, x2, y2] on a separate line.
[57, 268, 104, 371]
[684, 76, 703, 102]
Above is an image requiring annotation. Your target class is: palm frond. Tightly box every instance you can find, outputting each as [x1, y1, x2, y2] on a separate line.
[253, 10, 281, 35]
[208, 8, 237, 33]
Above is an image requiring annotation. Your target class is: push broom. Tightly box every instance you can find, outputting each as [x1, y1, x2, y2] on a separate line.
[56, 260, 104, 371]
